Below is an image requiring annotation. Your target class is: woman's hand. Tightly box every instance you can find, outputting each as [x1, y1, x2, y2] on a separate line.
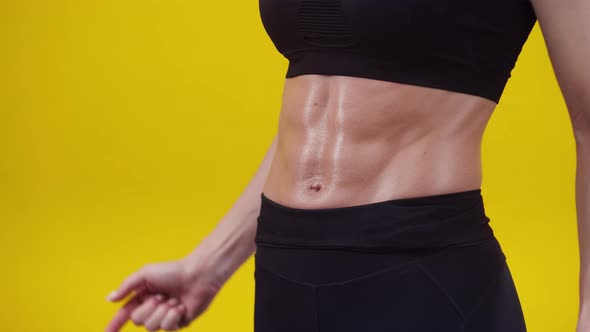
[105, 257, 225, 331]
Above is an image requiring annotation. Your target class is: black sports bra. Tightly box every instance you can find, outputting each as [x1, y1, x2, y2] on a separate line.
[258, 0, 538, 103]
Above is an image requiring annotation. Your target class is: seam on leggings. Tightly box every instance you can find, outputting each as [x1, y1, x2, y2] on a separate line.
[459, 262, 507, 331]
[412, 260, 466, 322]
[254, 243, 470, 288]
[313, 286, 321, 332]
[255, 259, 419, 287]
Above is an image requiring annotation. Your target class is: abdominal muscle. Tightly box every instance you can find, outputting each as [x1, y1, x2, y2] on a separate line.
[261, 74, 496, 209]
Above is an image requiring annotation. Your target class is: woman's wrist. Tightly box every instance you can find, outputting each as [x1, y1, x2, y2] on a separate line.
[182, 214, 258, 285]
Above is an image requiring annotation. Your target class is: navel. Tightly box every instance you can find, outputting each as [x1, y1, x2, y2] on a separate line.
[309, 182, 323, 192]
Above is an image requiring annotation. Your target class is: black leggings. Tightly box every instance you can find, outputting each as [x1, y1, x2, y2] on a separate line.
[253, 189, 526, 332]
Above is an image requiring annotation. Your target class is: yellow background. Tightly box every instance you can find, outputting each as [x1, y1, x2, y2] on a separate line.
[0, 1, 579, 331]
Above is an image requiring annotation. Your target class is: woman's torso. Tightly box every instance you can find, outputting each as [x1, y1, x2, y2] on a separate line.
[262, 75, 496, 209]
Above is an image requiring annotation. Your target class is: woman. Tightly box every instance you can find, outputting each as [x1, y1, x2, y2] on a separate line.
[105, 0, 590, 331]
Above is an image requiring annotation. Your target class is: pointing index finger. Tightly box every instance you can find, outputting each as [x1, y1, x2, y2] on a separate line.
[107, 269, 146, 302]
[105, 289, 148, 332]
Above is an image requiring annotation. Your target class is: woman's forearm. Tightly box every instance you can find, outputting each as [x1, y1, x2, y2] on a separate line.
[575, 132, 590, 319]
[183, 134, 278, 283]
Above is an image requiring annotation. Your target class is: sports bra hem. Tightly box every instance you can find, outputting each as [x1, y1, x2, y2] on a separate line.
[284, 50, 506, 103]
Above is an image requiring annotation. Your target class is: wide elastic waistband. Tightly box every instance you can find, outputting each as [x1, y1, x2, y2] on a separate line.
[255, 189, 495, 251]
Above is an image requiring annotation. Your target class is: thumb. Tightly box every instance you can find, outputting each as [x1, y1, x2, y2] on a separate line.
[107, 268, 147, 302]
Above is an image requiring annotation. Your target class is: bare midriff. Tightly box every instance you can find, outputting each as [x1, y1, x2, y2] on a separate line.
[262, 74, 496, 210]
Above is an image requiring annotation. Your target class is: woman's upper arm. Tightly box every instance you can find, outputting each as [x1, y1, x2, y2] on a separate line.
[529, 0, 590, 133]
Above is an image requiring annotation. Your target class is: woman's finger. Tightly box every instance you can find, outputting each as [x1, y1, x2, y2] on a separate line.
[129, 294, 164, 327]
[107, 268, 148, 302]
[105, 289, 149, 332]
[144, 301, 170, 331]
[175, 303, 188, 328]
[160, 302, 183, 331]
